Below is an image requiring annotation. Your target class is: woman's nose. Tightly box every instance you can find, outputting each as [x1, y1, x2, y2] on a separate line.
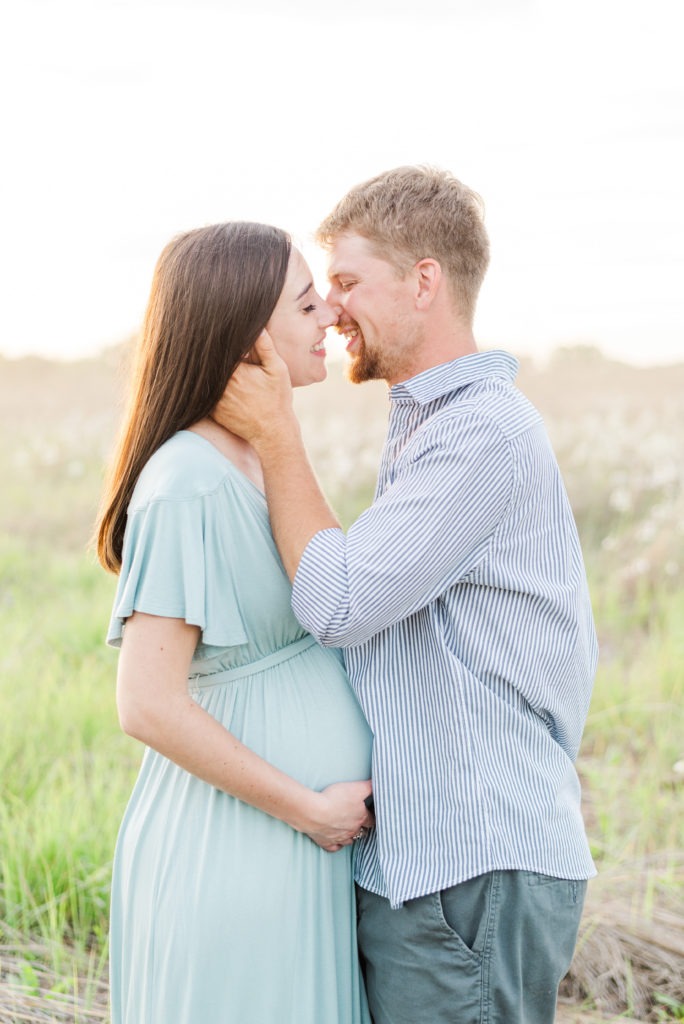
[319, 300, 339, 328]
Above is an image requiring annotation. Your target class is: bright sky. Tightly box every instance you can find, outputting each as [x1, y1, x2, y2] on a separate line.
[2, 0, 682, 365]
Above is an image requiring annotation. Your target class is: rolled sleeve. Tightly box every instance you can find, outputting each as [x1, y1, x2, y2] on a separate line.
[292, 528, 349, 643]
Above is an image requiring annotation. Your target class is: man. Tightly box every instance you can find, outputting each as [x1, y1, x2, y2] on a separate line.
[215, 166, 597, 1024]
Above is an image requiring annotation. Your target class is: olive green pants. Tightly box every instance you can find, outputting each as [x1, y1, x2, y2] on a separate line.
[356, 871, 587, 1024]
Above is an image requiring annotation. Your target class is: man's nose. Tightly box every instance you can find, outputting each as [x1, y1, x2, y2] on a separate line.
[326, 284, 344, 312]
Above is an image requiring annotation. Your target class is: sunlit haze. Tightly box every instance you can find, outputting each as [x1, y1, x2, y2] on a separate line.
[2, 0, 682, 366]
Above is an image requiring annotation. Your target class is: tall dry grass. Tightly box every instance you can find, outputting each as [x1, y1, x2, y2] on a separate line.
[1, 344, 682, 1021]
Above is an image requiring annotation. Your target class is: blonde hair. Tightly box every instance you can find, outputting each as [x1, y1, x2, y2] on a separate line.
[316, 165, 490, 323]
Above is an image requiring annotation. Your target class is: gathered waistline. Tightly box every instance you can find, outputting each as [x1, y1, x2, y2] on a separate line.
[188, 635, 318, 690]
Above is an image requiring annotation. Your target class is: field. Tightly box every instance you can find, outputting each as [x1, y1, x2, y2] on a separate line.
[1, 344, 683, 1022]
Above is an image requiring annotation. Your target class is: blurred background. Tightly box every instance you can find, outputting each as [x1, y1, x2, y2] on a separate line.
[1, 1, 682, 1021]
[1, 0, 682, 366]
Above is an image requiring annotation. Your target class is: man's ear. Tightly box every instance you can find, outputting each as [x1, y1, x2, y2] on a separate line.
[414, 258, 442, 310]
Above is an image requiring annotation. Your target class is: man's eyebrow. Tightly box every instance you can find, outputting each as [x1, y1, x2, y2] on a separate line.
[328, 260, 356, 276]
[296, 281, 313, 301]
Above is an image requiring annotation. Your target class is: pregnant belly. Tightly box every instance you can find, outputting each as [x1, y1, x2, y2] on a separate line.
[197, 645, 373, 791]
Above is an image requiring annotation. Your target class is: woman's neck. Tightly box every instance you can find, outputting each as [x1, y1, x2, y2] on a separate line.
[187, 417, 265, 493]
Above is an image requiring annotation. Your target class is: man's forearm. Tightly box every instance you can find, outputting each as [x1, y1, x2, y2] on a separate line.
[210, 334, 341, 578]
[255, 413, 340, 580]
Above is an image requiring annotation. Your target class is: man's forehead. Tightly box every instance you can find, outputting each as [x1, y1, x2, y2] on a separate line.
[327, 233, 378, 278]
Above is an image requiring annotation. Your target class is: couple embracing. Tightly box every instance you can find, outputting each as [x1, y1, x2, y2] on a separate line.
[96, 165, 597, 1024]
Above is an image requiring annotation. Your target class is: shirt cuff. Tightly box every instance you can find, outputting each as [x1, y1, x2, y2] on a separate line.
[291, 527, 347, 643]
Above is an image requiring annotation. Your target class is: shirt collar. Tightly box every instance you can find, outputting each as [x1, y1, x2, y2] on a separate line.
[389, 350, 519, 405]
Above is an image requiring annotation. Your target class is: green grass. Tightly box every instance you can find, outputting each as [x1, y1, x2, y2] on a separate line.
[2, 362, 683, 1019]
[0, 537, 138, 996]
[2, 530, 682, 985]
[582, 582, 683, 872]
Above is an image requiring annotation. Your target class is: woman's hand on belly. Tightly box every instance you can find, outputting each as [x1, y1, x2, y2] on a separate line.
[303, 780, 375, 852]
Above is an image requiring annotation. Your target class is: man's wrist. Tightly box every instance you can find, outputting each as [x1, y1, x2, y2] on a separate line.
[250, 410, 302, 460]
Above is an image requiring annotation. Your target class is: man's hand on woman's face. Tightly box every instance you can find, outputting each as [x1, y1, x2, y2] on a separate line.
[212, 330, 296, 446]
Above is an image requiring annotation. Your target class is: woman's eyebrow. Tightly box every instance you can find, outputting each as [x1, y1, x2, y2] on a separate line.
[295, 281, 313, 302]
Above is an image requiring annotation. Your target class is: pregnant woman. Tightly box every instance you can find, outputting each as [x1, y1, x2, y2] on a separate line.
[95, 222, 374, 1024]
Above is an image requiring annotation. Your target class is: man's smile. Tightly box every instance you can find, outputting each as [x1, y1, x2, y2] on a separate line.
[338, 323, 362, 353]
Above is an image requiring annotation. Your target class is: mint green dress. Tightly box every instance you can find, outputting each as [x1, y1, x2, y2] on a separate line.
[106, 431, 372, 1024]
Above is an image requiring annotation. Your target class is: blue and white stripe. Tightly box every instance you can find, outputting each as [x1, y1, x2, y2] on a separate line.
[292, 350, 598, 908]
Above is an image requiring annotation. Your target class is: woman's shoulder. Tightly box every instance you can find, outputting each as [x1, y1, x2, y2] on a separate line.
[130, 431, 231, 510]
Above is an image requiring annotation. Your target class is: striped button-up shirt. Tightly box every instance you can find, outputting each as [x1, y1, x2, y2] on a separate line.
[292, 351, 597, 908]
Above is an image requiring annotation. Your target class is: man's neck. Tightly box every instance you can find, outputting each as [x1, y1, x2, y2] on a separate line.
[385, 328, 478, 387]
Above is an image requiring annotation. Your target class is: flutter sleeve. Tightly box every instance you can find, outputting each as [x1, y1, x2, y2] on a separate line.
[106, 492, 248, 650]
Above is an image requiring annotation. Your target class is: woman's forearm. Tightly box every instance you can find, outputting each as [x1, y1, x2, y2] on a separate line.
[117, 611, 372, 848]
[120, 680, 318, 829]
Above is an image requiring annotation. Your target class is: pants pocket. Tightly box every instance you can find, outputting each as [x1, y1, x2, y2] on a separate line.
[435, 871, 499, 958]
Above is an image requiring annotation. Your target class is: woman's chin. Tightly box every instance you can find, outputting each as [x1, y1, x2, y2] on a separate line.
[292, 366, 328, 388]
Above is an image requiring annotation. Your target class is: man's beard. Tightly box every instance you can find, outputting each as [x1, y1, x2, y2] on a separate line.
[346, 337, 386, 384]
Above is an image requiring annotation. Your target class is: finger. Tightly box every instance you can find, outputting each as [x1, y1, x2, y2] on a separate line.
[230, 362, 255, 383]
[252, 329, 280, 366]
[241, 332, 271, 366]
[241, 347, 261, 366]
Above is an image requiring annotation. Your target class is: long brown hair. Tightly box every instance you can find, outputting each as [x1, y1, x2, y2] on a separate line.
[96, 221, 291, 573]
